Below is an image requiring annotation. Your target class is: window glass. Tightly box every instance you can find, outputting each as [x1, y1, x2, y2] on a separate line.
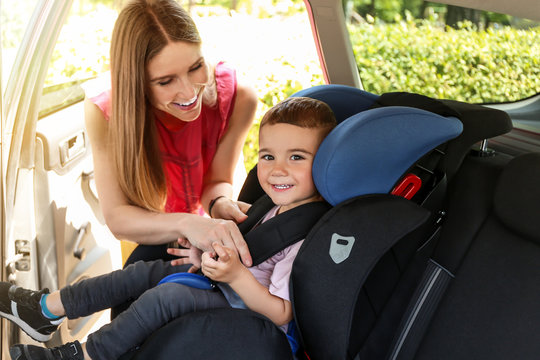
[36, 0, 320, 170]
[192, 0, 322, 169]
[39, 0, 117, 117]
[1, 1, 37, 92]
[344, 0, 540, 103]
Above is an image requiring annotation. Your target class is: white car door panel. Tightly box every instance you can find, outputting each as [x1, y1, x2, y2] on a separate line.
[2, 0, 117, 349]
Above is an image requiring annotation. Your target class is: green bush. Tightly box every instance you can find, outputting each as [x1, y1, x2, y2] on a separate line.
[243, 19, 540, 171]
[348, 19, 540, 103]
[41, 6, 539, 175]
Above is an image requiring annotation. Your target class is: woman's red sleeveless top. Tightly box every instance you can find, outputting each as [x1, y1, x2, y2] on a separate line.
[90, 62, 237, 214]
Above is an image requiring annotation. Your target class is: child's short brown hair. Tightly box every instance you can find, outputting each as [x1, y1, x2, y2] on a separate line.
[260, 97, 337, 139]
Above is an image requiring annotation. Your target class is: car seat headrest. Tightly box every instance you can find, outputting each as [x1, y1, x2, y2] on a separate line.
[292, 84, 378, 123]
[372, 92, 513, 181]
[313, 106, 463, 206]
[494, 152, 540, 243]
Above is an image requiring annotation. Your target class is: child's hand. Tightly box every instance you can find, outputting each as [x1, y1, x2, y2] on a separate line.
[167, 244, 202, 272]
[201, 242, 247, 283]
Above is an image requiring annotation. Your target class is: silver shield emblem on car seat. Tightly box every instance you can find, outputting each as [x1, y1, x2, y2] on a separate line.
[329, 233, 356, 264]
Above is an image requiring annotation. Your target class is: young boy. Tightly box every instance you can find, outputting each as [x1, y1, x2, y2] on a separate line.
[0, 97, 337, 360]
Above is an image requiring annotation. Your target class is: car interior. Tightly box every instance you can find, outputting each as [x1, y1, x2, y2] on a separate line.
[1, 0, 538, 359]
[113, 84, 539, 359]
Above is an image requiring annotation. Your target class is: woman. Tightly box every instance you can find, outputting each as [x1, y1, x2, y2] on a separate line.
[85, 0, 257, 270]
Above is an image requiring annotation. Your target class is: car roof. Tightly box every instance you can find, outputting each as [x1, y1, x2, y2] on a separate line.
[435, 0, 539, 21]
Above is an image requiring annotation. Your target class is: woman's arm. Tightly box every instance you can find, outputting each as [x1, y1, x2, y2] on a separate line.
[202, 243, 293, 326]
[84, 98, 249, 260]
[201, 82, 258, 222]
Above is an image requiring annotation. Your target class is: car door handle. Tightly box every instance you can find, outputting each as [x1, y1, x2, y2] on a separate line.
[59, 131, 86, 166]
[73, 222, 89, 260]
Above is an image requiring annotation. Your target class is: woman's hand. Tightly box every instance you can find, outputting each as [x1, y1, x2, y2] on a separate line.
[180, 215, 253, 267]
[200, 242, 248, 283]
[210, 197, 251, 223]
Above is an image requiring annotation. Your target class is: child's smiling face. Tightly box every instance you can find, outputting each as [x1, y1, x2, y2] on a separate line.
[257, 123, 324, 213]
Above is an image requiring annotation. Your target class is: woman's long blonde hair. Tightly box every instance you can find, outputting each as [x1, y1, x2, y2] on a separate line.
[109, 0, 216, 212]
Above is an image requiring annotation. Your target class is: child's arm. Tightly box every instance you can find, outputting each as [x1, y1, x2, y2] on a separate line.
[201, 243, 293, 326]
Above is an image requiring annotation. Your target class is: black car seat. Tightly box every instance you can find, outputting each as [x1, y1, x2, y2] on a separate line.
[291, 88, 534, 360]
[123, 87, 467, 360]
[291, 104, 464, 360]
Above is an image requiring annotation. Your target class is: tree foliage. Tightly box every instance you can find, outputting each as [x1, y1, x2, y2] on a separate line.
[345, 0, 524, 29]
[348, 19, 540, 103]
[29, 1, 539, 172]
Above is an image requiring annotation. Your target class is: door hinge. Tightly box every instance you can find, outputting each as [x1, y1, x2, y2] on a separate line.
[6, 240, 33, 282]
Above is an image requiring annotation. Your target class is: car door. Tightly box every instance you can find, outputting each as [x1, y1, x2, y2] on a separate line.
[1, 0, 119, 354]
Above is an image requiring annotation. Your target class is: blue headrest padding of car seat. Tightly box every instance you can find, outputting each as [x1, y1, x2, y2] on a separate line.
[292, 84, 378, 123]
[313, 106, 463, 206]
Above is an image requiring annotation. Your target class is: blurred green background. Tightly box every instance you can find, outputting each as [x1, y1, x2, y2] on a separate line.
[3, 0, 538, 171]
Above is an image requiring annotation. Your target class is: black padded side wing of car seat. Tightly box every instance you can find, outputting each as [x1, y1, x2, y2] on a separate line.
[291, 194, 430, 360]
[130, 308, 293, 360]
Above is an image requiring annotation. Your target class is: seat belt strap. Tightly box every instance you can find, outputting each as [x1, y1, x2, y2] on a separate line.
[386, 259, 453, 360]
[159, 196, 330, 289]
[240, 195, 331, 266]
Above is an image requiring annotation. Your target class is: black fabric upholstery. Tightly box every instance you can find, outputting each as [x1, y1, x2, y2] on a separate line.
[494, 152, 540, 243]
[237, 164, 265, 204]
[396, 152, 540, 359]
[415, 218, 540, 359]
[433, 153, 511, 272]
[240, 195, 331, 266]
[130, 308, 292, 360]
[291, 194, 430, 360]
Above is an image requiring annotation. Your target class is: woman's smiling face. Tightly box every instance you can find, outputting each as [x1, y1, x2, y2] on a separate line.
[146, 41, 209, 122]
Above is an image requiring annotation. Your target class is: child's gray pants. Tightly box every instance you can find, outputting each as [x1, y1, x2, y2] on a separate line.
[60, 260, 230, 360]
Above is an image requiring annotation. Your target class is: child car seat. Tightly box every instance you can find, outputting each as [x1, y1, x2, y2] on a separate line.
[122, 87, 465, 360]
[291, 87, 516, 360]
[291, 105, 462, 360]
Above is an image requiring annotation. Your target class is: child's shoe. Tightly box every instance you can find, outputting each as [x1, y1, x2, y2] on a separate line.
[9, 341, 84, 360]
[0, 282, 64, 342]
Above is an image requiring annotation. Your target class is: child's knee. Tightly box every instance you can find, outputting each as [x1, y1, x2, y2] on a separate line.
[140, 283, 194, 307]
[135, 283, 199, 320]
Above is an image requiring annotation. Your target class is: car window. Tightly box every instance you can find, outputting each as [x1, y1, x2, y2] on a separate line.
[39, 0, 320, 170]
[192, 2, 322, 169]
[1, 1, 36, 92]
[344, 0, 540, 104]
[38, 0, 117, 118]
